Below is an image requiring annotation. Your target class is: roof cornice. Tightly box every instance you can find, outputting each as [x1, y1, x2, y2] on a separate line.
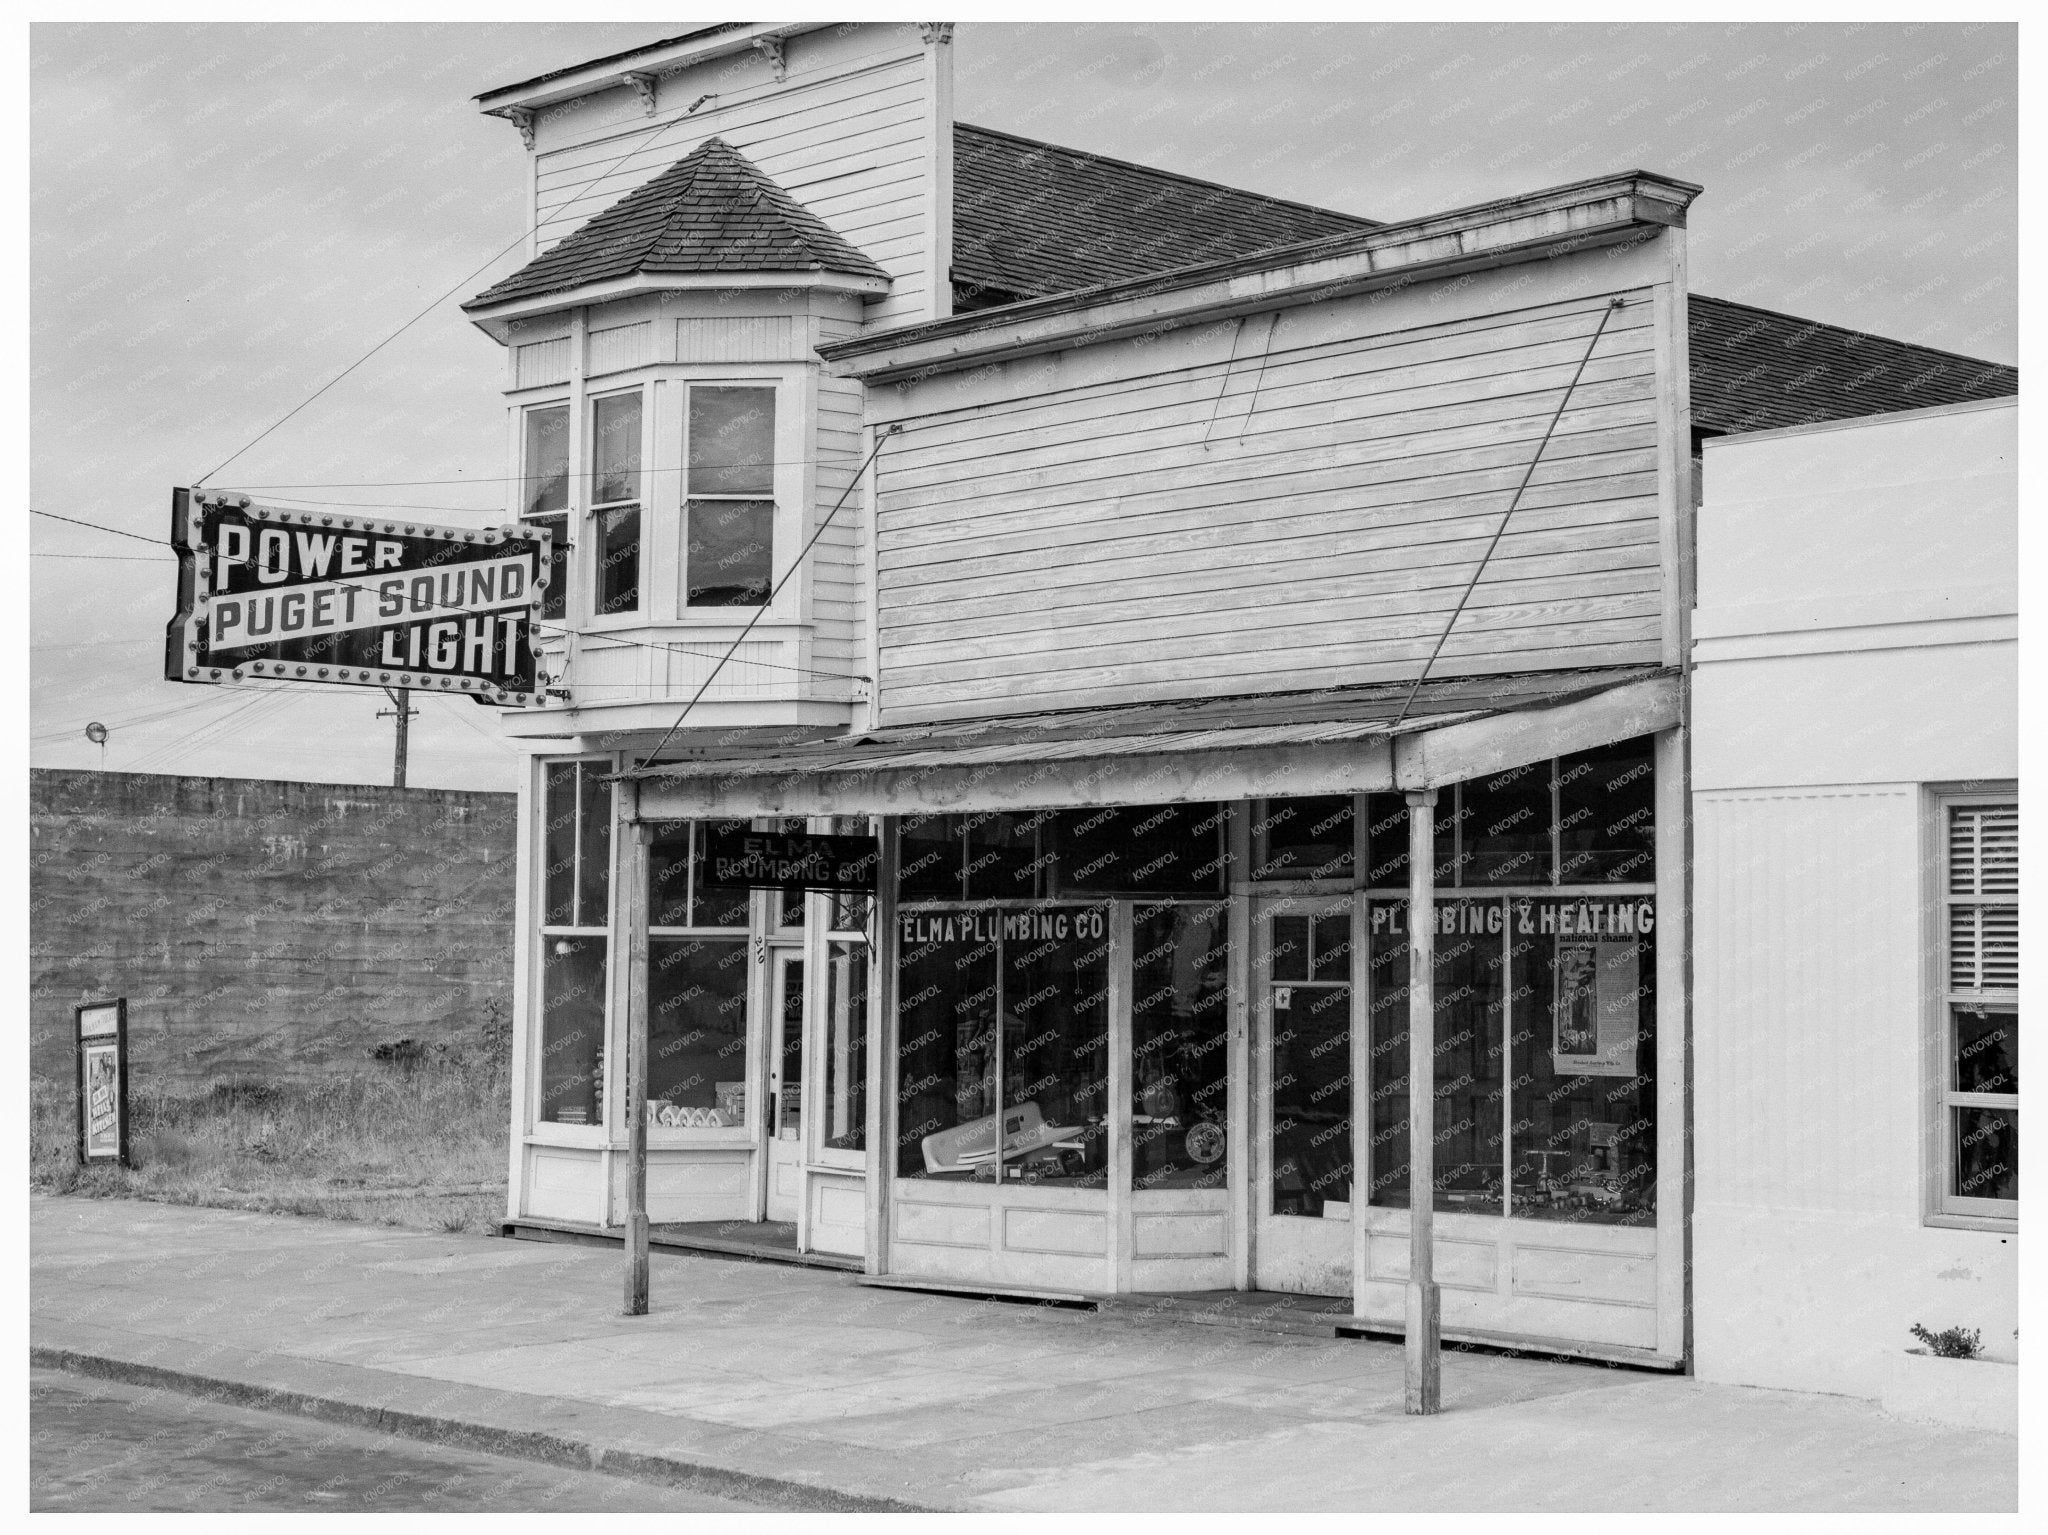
[477, 23, 820, 117]
[823, 169, 1703, 384]
[464, 269, 891, 345]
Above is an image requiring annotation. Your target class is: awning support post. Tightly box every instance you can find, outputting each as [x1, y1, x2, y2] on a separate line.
[1405, 787, 1442, 1414]
[622, 804, 652, 1316]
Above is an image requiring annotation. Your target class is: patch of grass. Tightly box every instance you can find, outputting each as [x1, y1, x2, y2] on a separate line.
[1910, 1323, 1985, 1359]
[30, 1043, 512, 1236]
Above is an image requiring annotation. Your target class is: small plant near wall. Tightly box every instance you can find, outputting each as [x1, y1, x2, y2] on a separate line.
[1909, 1323, 1984, 1359]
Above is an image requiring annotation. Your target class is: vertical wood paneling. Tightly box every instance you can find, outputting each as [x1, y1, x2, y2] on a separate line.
[1693, 787, 1920, 1218]
[809, 312, 868, 682]
[587, 322, 649, 376]
[874, 291, 1667, 723]
[677, 316, 797, 361]
[514, 338, 570, 389]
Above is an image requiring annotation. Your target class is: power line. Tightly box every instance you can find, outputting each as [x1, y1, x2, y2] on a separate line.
[33, 560, 173, 573]
[33, 505, 869, 685]
[194, 104, 714, 489]
[30, 508, 162, 546]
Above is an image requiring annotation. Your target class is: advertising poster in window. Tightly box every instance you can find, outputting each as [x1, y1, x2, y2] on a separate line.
[1550, 937, 1640, 1078]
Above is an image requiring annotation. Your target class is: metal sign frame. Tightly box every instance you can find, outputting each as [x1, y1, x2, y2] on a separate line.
[76, 998, 129, 1168]
[701, 828, 880, 892]
[164, 487, 552, 706]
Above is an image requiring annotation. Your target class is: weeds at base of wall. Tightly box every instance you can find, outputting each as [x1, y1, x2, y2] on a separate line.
[30, 1050, 510, 1237]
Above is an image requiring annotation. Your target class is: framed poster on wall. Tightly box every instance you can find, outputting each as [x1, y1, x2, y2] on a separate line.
[76, 999, 129, 1167]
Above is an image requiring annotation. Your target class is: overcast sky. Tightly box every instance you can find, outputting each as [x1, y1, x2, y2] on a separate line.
[31, 20, 2016, 790]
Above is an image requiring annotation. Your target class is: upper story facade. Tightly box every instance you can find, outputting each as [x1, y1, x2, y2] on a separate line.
[465, 22, 2017, 750]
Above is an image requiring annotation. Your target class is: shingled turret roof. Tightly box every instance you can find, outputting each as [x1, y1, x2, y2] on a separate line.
[464, 136, 888, 311]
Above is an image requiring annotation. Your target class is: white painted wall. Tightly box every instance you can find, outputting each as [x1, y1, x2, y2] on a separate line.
[1690, 398, 2018, 1401]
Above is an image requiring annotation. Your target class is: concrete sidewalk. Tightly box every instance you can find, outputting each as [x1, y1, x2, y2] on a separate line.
[30, 1196, 2015, 1512]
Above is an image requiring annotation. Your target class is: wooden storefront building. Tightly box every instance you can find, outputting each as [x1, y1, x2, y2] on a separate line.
[466, 23, 2018, 1370]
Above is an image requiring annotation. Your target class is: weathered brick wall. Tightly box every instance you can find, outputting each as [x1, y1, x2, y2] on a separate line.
[29, 769, 516, 1090]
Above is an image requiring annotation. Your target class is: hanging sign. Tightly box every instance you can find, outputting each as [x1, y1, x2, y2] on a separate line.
[164, 488, 550, 705]
[76, 999, 129, 1167]
[702, 828, 880, 892]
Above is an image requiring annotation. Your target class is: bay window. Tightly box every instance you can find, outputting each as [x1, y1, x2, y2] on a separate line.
[686, 385, 776, 607]
[521, 404, 569, 622]
[590, 389, 641, 617]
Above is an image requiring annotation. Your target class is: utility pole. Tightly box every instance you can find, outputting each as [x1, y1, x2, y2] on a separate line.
[376, 688, 417, 789]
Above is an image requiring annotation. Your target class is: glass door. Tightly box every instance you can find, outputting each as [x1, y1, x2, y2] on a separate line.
[1252, 895, 1359, 1296]
[764, 950, 805, 1222]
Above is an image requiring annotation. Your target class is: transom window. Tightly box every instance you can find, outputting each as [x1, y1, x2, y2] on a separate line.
[1938, 794, 2018, 1217]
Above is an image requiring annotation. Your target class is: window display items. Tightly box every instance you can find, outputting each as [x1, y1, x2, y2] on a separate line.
[896, 903, 1110, 1185]
[1132, 900, 1232, 1190]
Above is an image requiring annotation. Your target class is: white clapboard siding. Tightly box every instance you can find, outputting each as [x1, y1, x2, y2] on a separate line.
[804, 312, 869, 677]
[514, 337, 571, 389]
[530, 29, 933, 328]
[874, 292, 1669, 721]
[677, 316, 800, 362]
[587, 322, 649, 377]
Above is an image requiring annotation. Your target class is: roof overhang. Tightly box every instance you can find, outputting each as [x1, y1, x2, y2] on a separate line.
[820, 169, 1702, 387]
[476, 23, 819, 117]
[623, 668, 1681, 821]
[464, 268, 892, 345]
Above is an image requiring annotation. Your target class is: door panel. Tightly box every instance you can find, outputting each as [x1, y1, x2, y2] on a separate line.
[1252, 896, 1356, 1294]
[765, 952, 804, 1222]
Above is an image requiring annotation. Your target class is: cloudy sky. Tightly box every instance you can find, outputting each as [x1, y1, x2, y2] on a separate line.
[31, 20, 2016, 791]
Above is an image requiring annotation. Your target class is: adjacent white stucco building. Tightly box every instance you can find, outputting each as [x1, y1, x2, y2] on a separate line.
[1690, 397, 2018, 1418]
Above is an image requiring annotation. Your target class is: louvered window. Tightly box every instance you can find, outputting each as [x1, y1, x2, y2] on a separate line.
[1938, 796, 2018, 1217]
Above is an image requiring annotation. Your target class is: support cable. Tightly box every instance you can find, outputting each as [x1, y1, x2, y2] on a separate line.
[1390, 297, 1628, 728]
[640, 426, 899, 766]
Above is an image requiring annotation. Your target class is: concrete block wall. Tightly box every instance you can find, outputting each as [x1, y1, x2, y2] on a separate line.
[30, 769, 516, 1092]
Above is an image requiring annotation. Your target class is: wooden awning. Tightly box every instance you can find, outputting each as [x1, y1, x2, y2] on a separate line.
[624, 666, 1679, 821]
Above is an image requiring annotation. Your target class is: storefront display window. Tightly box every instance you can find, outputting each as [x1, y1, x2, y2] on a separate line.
[1059, 804, 1228, 895]
[1557, 739, 1655, 883]
[1457, 759, 1552, 886]
[539, 937, 605, 1125]
[1509, 903, 1656, 1226]
[537, 761, 612, 1125]
[1131, 901, 1231, 1189]
[1365, 899, 1509, 1215]
[897, 807, 1224, 903]
[646, 820, 753, 929]
[647, 937, 751, 1126]
[896, 902, 1110, 1185]
[1365, 895, 1654, 1223]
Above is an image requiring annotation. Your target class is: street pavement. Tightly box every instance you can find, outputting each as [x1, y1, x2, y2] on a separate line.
[31, 1369, 764, 1512]
[30, 1195, 2017, 1512]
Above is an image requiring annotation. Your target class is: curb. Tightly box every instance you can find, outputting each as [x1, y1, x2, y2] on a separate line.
[31, 1346, 938, 1513]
